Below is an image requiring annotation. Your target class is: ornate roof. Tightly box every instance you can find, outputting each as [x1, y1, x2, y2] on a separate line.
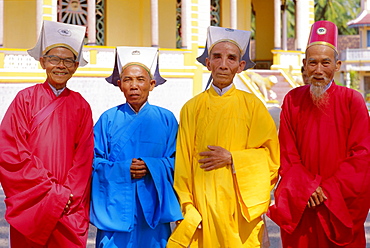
[348, 10, 370, 27]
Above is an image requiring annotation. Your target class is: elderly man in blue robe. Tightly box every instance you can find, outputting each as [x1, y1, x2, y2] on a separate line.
[90, 46, 183, 248]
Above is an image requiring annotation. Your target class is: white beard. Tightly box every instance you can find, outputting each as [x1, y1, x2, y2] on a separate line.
[309, 76, 330, 109]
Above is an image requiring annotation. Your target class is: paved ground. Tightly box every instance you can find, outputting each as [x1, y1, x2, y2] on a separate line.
[0, 185, 368, 247]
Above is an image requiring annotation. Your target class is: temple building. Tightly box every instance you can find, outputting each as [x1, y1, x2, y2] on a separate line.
[2, 0, 365, 123]
[346, 0, 370, 103]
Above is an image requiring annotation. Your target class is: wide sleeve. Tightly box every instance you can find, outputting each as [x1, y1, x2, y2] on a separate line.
[90, 114, 134, 232]
[0, 93, 72, 245]
[58, 99, 94, 233]
[168, 102, 202, 248]
[138, 114, 183, 228]
[318, 92, 370, 245]
[269, 90, 370, 244]
[231, 97, 280, 221]
[268, 93, 321, 234]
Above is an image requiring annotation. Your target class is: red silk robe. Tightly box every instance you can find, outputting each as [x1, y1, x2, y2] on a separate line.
[0, 82, 94, 247]
[268, 82, 370, 248]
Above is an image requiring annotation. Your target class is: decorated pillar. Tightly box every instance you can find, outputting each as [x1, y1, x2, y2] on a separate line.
[181, 0, 188, 48]
[36, 0, 57, 34]
[295, 0, 313, 51]
[151, 0, 159, 47]
[274, 0, 281, 49]
[282, 2, 287, 50]
[87, 0, 96, 44]
[230, 0, 237, 29]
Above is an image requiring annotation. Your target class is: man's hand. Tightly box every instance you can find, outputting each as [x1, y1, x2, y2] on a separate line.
[64, 194, 73, 214]
[307, 186, 327, 209]
[198, 145, 232, 171]
[130, 158, 148, 179]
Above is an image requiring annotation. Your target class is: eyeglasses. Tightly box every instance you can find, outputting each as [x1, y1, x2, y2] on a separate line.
[43, 55, 76, 68]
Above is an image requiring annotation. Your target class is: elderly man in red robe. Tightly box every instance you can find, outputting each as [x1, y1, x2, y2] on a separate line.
[0, 20, 94, 247]
[268, 20, 370, 248]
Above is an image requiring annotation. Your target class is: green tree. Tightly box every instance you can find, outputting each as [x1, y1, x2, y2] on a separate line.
[315, 0, 361, 35]
[349, 70, 360, 91]
[285, 0, 361, 36]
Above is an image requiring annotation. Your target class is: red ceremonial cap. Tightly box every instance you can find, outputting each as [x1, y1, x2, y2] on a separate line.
[307, 20, 338, 53]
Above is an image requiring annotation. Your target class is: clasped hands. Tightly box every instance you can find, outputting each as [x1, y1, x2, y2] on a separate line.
[175, 146, 232, 229]
[130, 158, 148, 179]
[307, 186, 327, 209]
[198, 145, 232, 171]
[64, 194, 74, 213]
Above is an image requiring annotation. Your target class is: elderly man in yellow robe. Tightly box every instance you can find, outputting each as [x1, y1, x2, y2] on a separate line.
[168, 26, 280, 247]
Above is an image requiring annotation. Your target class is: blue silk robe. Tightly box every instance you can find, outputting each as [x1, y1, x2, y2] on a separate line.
[90, 103, 183, 248]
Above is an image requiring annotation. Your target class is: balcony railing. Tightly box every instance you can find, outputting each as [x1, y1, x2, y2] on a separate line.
[340, 48, 370, 61]
[0, 47, 197, 82]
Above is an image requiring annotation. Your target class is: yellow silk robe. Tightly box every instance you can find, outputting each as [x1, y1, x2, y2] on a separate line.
[168, 85, 279, 248]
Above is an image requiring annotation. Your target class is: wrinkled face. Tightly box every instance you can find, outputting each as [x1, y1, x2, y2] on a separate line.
[40, 47, 79, 90]
[206, 41, 246, 89]
[304, 45, 341, 87]
[118, 65, 155, 112]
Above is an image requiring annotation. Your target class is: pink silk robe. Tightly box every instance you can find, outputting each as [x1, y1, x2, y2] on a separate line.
[0, 82, 94, 247]
[268, 82, 370, 247]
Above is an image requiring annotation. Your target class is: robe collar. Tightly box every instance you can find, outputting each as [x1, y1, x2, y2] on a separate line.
[127, 101, 148, 114]
[325, 80, 333, 91]
[48, 82, 66, 97]
[211, 83, 234, 96]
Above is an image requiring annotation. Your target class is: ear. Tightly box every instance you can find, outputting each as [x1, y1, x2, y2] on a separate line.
[335, 60, 341, 72]
[237, 60, 246, 73]
[149, 80, 156, 91]
[117, 80, 123, 92]
[70, 62, 79, 74]
[302, 58, 308, 72]
[40, 57, 46, 69]
[206, 57, 211, 71]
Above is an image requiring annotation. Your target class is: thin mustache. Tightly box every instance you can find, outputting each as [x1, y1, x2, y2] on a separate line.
[309, 75, 329, 85]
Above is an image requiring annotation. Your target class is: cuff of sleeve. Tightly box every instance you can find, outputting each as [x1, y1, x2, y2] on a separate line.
[167, 205, 202, 247]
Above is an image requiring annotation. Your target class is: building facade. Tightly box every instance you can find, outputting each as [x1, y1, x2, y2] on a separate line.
[346, 0, 370, 103]
[0, 0, 316, 123]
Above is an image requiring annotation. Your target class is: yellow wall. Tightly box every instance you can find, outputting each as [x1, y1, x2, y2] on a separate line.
[361, 28, 370, 48]
[158, 0, 176, 48]
[3, 0, 37, 49]
[237, 0, 252, 31]
[221, 0, 230, 27]
[1, 0, 277, 62]
[252, 0, 275, 61]
[106, 0, 152, 47]
[220, 0, 252, 31]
